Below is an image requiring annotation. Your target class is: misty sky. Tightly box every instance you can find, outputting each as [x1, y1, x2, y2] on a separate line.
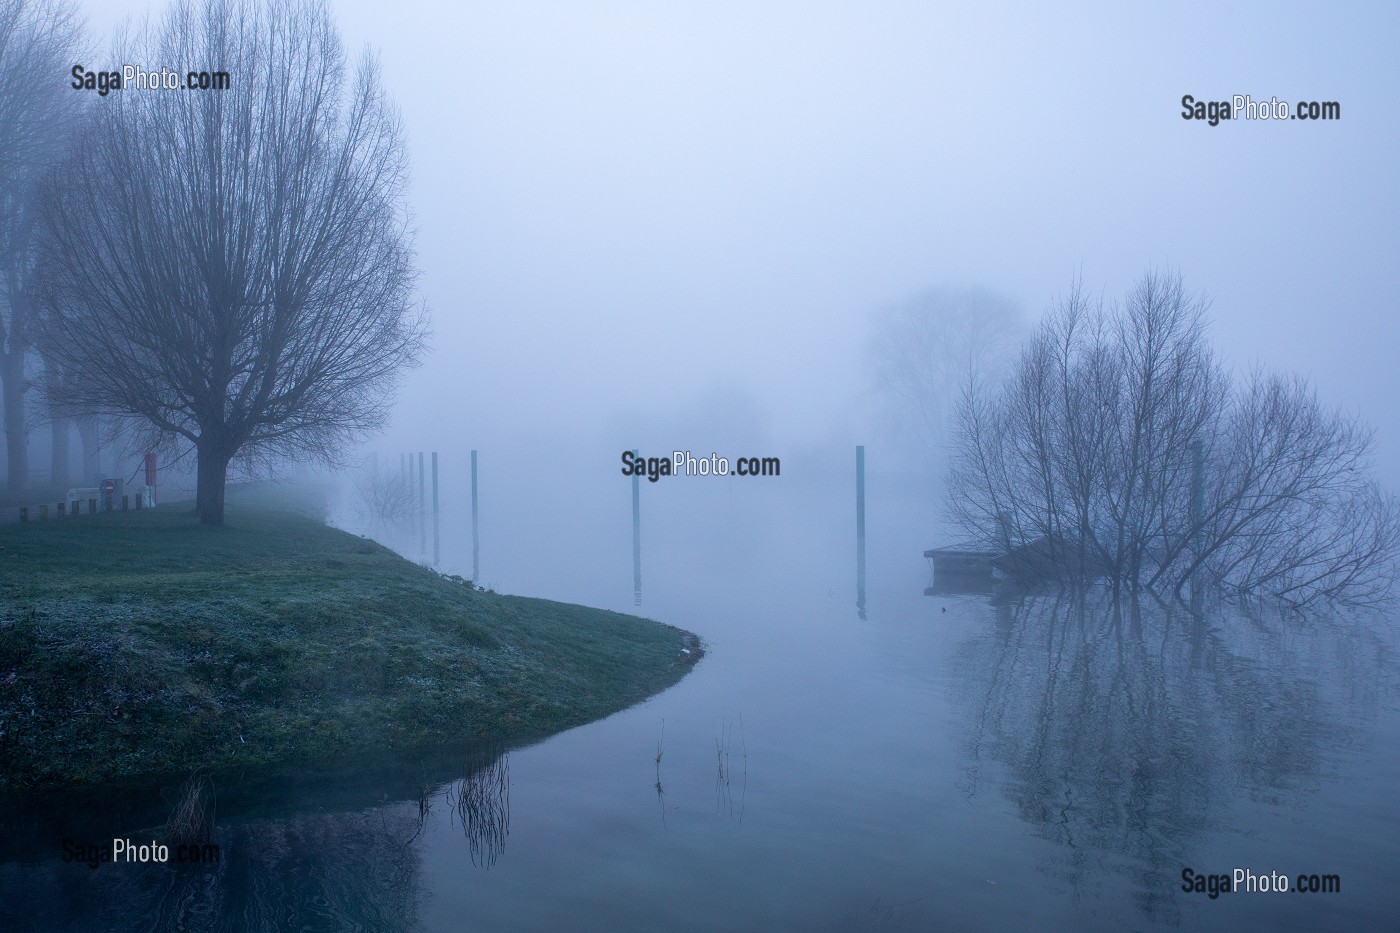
[74, 1, 1400, 480]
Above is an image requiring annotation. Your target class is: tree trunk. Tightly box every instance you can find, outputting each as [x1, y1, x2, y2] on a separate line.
[49, 414, 71, 487]
[196, 442, 230, 525]
[43, 360, 72, 487]
[1, 350, 28, 491]
[77, 416, 100, 484]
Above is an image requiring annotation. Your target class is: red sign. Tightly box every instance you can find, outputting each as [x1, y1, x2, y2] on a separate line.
[101, 479, 115, 497]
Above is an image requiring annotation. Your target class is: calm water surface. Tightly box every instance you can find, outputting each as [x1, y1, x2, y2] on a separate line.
[2, 470, 1397, 931]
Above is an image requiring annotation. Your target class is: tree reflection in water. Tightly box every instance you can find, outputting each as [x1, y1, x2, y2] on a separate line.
[951, 590, 1386, 925]
[54, 803, 428, 932]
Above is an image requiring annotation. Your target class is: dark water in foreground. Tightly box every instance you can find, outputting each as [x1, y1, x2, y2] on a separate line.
[2, 471, 1398, 931]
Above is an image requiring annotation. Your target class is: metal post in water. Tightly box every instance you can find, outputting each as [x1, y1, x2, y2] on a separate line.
[471, 449, 479, 582]
[418, 451, 426, 556]
[432, 451, 440, 566]
[856, 445, 866, 618]
[632, 448, 642, 605]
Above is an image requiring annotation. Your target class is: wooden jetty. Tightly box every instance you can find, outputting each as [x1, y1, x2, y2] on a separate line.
[927, 534, 1104, 593]
[924, 547, 999, 579]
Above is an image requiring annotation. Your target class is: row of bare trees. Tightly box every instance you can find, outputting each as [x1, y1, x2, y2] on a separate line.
[1, 0, 426, 522]
[947, 271, 1400, 607]
[0, 0, 86, 491]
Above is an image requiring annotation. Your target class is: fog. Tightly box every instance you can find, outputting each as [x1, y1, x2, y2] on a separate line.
[9, 6, 1400, 926]
[73, 0, 1400, 483]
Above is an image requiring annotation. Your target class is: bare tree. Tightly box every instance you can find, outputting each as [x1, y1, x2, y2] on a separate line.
[0, 0, 83, 490]
[33, 0, 426, 524]
[947, 270, 1400, 607]
[352, 460, 417, 544]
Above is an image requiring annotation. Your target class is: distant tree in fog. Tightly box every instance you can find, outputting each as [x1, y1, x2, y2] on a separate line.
[352, 460, 417, 543]
[0, 0, 83, 490]
[867, 288, 1022, 464]
[946, 270, 1400, 607]
[33, 0, 426, 524]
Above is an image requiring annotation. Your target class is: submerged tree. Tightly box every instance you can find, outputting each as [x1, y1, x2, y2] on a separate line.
[34, 0, 426, 523]
[946, 270, 1400, 607]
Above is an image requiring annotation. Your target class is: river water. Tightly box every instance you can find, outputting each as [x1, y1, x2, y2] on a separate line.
[2, 466, 1398, 931]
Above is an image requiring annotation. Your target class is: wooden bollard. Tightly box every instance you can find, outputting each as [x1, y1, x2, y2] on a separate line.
[135, 491, 143, 510]
[89, 498, 96, 515]
[58, 502, 66, 519]
[40, 504, 48, 521]
[19, 506, 28, 523]
[121, 494, 129, 511]
[104, 495, 113, 512]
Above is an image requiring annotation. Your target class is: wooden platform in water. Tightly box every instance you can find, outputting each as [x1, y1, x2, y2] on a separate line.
[924, 547, 999, 578]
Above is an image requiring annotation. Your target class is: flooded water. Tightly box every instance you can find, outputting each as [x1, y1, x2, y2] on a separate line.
[3, 465, 1398, 931]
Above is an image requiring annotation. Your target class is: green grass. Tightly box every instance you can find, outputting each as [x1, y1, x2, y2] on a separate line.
[0, 485, 701, 792]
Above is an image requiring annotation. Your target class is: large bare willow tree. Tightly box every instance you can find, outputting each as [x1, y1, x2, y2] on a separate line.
[35, 0, 425, 523]
[947, 270, 1400, 607]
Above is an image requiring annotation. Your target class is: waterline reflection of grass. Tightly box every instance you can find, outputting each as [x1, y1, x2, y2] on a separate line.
[449, 745, 511, 869]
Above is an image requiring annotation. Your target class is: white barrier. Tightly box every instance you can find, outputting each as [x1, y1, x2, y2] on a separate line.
[66, 487, 99, 512]
[66, 485, 157, 511]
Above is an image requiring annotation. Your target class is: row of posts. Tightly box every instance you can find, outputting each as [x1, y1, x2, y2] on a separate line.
[14, 446, 871, 614]
[19, 490, 149, 523]
[400, 449, 479, 581]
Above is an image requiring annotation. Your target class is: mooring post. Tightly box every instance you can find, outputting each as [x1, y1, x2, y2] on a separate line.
[121, 494, 129, 511]
[418, 451, 426, 556]
[632, 448, 642, 604]
[431, 451, 440, 566]
[856, 445, 866, 617]
[40, 504, 48, 521]
[20, 506, 28, 523]
[89, 497, 96, 515]
[58, 502, 66, 519]
[470, 449, 479, 582]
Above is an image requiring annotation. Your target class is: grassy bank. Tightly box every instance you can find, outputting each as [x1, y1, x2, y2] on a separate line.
[0, 486, 700, 792]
